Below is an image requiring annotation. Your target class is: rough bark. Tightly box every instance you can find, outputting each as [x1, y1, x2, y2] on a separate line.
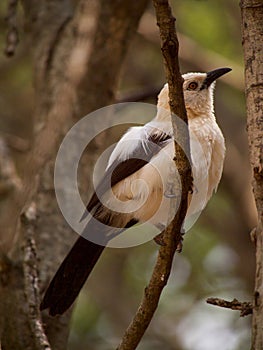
[0, 0, 148, 349]
[117, 1, 192, 349]
[240, 0, 263, 349]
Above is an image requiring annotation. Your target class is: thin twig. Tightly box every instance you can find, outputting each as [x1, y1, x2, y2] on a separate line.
[22, 205, 52, 350]
[206, 297, 253, 317]
[4, 0, 19, 57]
[117, 1, 191, 349]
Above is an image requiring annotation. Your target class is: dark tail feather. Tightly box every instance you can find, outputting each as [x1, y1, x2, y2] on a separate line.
[40, 214, 136, 316]
[40, 236, 105, 316]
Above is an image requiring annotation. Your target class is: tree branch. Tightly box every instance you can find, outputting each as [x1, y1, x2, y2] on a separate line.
[1, 0, 149, 348]
[206, 297, 253, 317]
[117, 1, 191, 349]
[240, 1, 263, 348]
[22, 206, 52, 350]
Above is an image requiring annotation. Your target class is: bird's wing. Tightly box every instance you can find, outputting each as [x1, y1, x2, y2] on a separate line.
[208, 128, 225, 197]
[188, 122, 224, 215]
[82, 124, 172, 219]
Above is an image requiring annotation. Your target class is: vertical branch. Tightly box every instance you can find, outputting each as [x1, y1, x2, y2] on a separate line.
[240, 0, 263, 349]
[22, 206, 51, 350]
[117, 1, 192, 349]
[153, 0, 191, 220]
[1, 0, 149, 349]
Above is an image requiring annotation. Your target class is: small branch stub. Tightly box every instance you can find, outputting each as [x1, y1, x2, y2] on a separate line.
[206, 297, 253, 317]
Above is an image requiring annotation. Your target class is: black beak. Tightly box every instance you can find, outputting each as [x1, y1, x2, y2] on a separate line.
[200, 67, 232, 90]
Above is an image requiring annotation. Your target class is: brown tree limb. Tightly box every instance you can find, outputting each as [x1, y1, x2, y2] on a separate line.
[206, 297, 253, 317]
[1, 0, 149, 348]
[240, 1, 263, 349]
[22, 205, 51, 350]
[117, 1, 191, 349]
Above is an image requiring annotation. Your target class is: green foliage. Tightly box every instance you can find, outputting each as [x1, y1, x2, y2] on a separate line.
[174, 0, 243, 63]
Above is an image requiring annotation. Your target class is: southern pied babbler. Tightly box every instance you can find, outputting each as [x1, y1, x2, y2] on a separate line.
[40, 67, 231, 316]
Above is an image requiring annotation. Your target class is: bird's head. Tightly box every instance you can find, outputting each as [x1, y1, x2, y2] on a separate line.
[157, 67, 231, 120]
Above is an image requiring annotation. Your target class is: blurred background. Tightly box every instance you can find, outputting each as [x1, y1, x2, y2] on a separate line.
[0, 0, 256, 349]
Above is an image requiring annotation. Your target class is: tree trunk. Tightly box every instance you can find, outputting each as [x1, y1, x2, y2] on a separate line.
[240, 1, 263, 349]
[0, 0, 148, 349]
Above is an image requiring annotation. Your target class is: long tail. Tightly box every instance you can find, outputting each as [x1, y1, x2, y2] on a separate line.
[40, 236, 105, 316]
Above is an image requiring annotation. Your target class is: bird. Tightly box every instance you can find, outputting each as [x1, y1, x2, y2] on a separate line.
[40, 67, 231, 316]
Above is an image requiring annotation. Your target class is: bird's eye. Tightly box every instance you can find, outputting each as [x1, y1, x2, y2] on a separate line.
[187, 82, 198, 90]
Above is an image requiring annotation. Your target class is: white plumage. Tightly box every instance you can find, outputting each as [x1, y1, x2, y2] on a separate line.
[41, 68, 231, 316]
[103, 70, 227, 229]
